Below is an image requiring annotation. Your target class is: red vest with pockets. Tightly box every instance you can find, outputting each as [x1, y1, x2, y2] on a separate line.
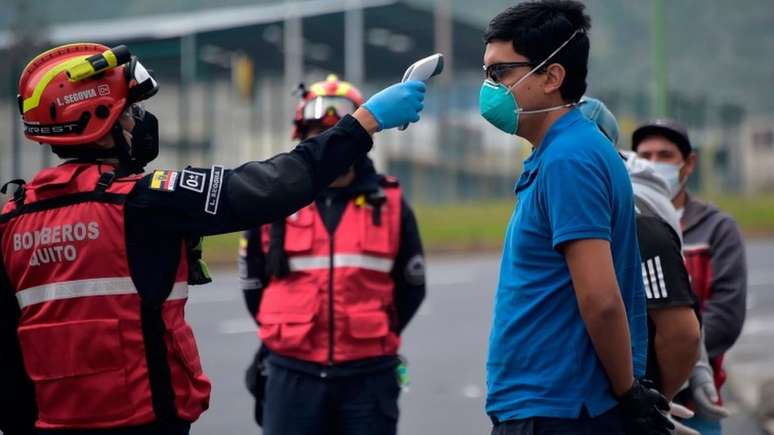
[257, 183, 402, 364]
[0, 162, 210, 429]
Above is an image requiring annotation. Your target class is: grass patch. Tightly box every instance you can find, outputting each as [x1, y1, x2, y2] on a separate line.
[707, 194, 774, 235]
[202, 195, 774, 265]
[413, 201, 513, 252]
[202, 232, 243, 265]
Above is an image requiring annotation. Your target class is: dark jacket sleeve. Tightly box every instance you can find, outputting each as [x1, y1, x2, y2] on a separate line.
[391, 197, 426, 334]
[126, 115, 372, 236]
[0, 248, 37, 435]
[705, 215, 747, 358]
[239, 228, 267, 321]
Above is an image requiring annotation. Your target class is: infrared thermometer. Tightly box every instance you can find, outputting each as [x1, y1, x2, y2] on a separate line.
[399, 53, 444, 130]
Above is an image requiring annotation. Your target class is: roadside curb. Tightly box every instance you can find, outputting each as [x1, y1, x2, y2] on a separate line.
[726, 358, 774, 434]
[759, 380, 774, 435]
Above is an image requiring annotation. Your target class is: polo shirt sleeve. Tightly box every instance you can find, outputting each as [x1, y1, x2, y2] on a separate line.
[539, 157, 612, 249]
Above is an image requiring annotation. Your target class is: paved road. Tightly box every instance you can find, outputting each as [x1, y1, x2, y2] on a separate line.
[188, 243, 772, 434]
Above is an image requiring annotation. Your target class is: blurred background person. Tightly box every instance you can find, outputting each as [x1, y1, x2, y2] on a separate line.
[582, 97, 701, 401]
[239, 74, 426, 435]
[583, 97, 704, 435]
[633, 120, 746, 435]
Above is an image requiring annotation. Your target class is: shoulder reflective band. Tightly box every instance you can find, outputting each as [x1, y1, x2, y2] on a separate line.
[15, 277, 188, 309]
[288, 254, 393, 273]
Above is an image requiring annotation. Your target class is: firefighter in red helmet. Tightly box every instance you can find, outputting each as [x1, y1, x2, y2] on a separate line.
[0, 43, 426, 435]
[239, 75, 426, 435]
[291, 74, 366, 140]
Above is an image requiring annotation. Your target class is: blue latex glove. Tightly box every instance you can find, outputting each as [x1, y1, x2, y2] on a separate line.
[362, 80, 426, 131]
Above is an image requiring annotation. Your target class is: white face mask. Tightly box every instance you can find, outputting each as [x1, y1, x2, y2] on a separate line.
[650, 162, 683, 199]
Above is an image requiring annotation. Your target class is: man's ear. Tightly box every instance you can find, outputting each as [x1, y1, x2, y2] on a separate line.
[682, 151, 698, 181]
[543, 63, 566, 95]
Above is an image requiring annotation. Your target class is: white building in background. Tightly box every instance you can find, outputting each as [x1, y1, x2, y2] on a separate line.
[740, 117, 774, 193]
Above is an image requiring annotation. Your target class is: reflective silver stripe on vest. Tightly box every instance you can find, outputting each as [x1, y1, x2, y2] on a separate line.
[16, 277, 189, 309]
[289, 254, 393, 273]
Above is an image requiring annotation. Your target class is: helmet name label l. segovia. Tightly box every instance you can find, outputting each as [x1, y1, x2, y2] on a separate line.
[57, 88, 98, 106]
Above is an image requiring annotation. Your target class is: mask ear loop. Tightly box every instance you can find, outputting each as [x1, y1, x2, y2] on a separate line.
[507, 29, 585, 115]
[518, 102, 578, 114]
[506, 28, 584, 93]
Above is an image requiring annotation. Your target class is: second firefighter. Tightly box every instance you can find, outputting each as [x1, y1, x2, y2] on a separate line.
[239, 75, 426, 435]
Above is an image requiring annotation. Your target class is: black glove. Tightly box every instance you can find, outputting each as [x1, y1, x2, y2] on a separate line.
[616, 379, 674, 435]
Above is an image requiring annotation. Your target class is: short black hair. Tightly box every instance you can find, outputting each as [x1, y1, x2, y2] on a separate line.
[484, 0, 591, 102]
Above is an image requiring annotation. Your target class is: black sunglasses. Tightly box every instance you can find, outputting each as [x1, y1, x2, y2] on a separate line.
[483, 62, 536, 83]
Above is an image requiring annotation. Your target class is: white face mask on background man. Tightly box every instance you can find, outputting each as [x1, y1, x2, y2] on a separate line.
[649, 161, 684, 199]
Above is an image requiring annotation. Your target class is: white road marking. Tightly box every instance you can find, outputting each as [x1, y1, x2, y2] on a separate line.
[217, 317, 257, 335]
[188, 288, 239, 304]
[461, 384, 483, 399]
[428, 274, 475, 286]
[741, 317, 774, 336]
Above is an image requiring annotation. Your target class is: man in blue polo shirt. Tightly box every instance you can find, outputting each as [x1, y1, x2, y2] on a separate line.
[480, 2, 673, 434]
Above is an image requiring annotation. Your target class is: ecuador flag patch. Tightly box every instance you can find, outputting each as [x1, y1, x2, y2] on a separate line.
[150, 170, 178, 192]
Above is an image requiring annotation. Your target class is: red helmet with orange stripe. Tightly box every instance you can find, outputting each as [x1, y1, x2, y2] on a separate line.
[18, 43, 158, 146]
[292, 74, 365, 139]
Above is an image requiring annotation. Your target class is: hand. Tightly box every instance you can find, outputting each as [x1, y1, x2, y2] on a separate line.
[362, 81, 426, 131]
[669, 402, 694, 419]
[670, 418, 700, 435]
[690, 363, 731, 420]
[617, 379, 675, 435]
[669, 402, 700, 435]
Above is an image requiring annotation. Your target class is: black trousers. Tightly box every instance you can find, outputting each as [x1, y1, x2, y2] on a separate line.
[261, 362, 400, 435]
[491, 407, 624, 435]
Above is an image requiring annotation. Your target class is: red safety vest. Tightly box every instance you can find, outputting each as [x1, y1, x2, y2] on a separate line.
[257, 182, 402, 364]
[683, 244, 726, 394]
[0, 162, 210, 430]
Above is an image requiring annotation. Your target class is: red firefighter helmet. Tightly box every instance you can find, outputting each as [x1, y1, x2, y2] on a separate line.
[292, 74, 365, 139]
[17, 42, 158, 146]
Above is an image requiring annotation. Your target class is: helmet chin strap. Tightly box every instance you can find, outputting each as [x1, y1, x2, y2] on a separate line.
[110, 122, 143, 175]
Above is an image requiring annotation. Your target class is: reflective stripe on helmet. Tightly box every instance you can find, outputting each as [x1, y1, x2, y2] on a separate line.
[22, 56, 88, 113]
